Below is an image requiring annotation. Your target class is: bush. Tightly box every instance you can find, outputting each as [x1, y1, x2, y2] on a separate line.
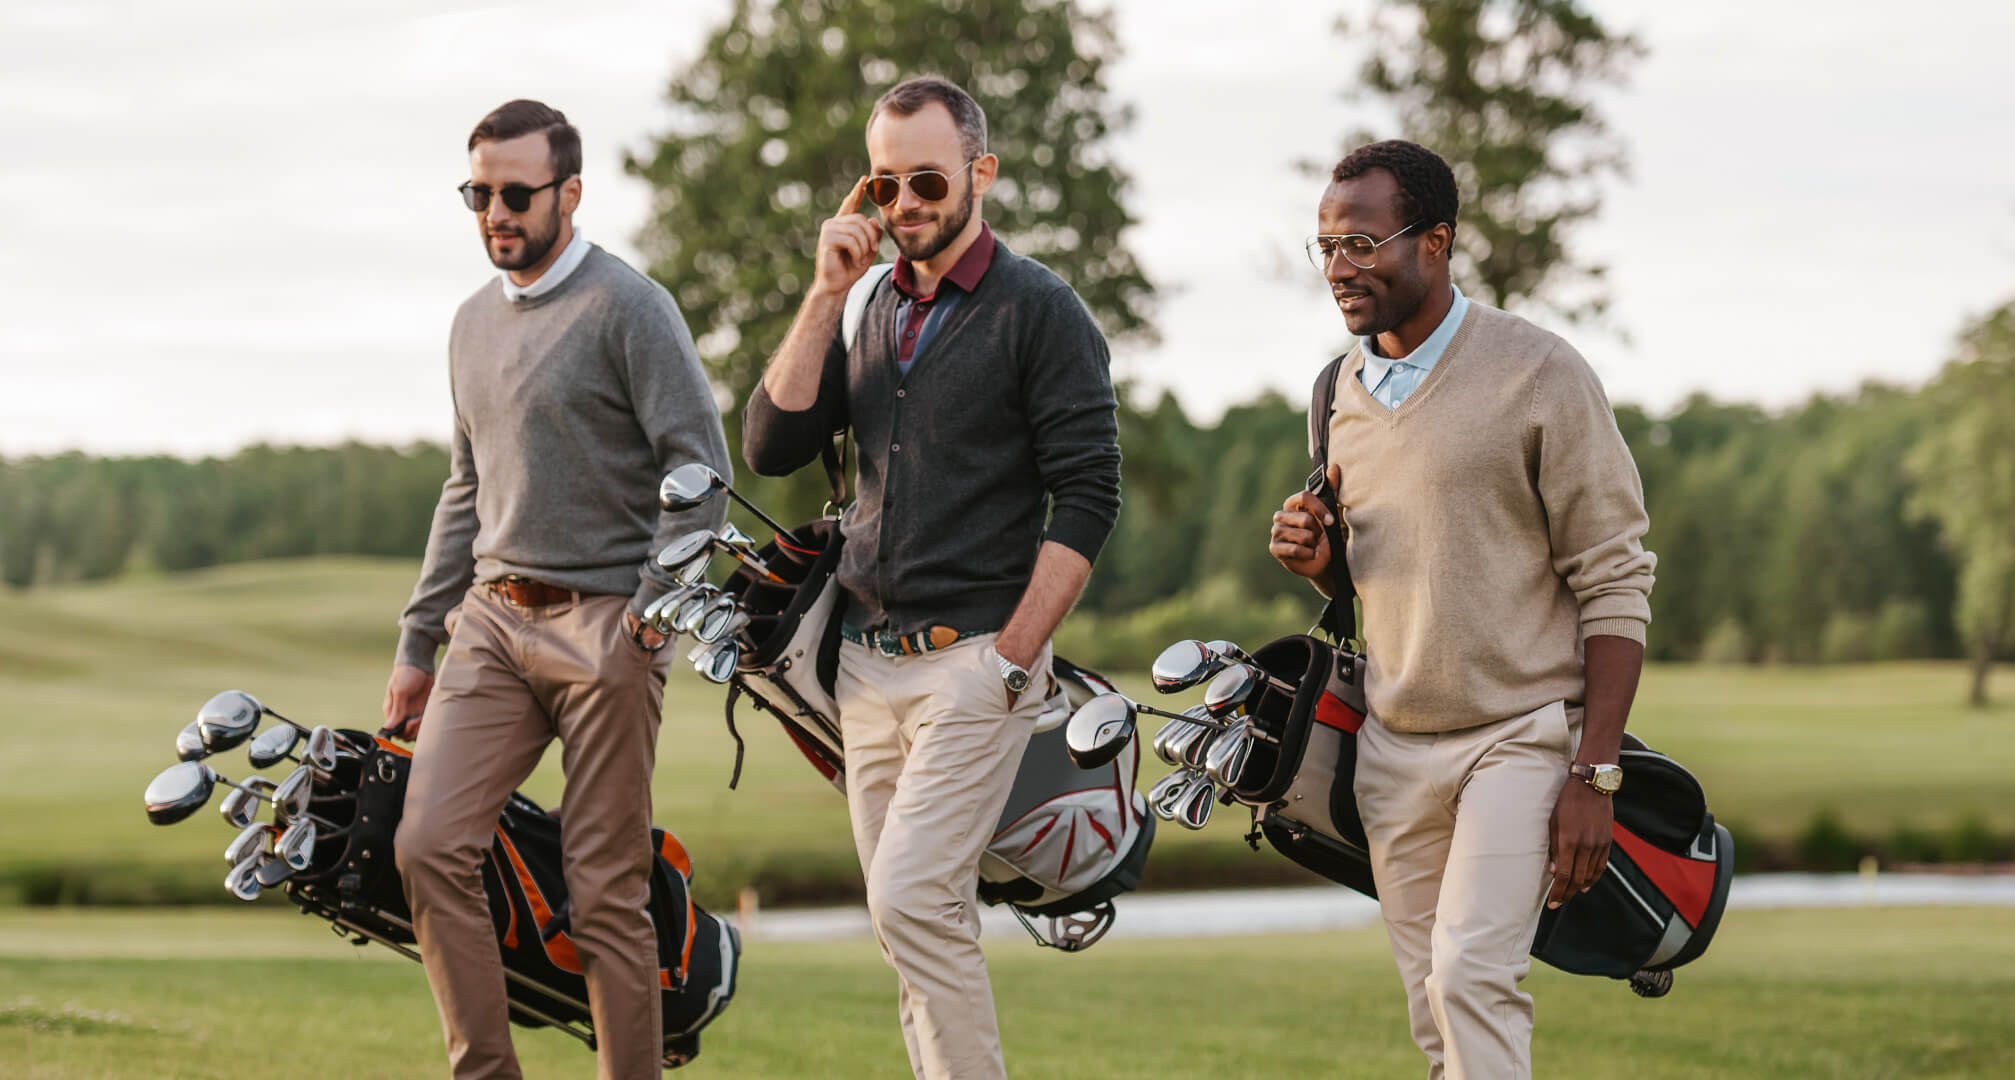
[1871, 599, 1935, 660]
[1794, 808, 1867, 871]
[1885, 822, 1944, 865]
[1819, 612, 1876, 664]
[1697, 617, 1753, 664]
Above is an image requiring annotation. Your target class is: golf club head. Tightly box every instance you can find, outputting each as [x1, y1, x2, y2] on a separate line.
[1204, 639, 1253, 664]
[1064, 693, 1136, 769]
[1202, 663, 1265, 720]
[643, 583, 693, 634]
[1204, 725, 1254, 787]
[694, 593, 741, 644]
[219, 784, 263, 829]
[243, 776, 278, 800]
[693, 640, 740, 684]
[277, 818, 318, 871]
[175, 721, 208, 762]
[1148, 770, 1191, 821]
[1175, 773, 1217, 830]
[302, 726, 340, 772]
[1150, 718, 1187, 767]
[273, 766, 314, 820]
[224, 852, 263, 901]
[144, 761, 217, 825]
[719, 523, 758, 550]
[224, 822, 269, 866]
[1177, 721, 1215, 770]
[659, 462, 724, 512]
[196, 690, 264, 753]
[1150, 640, 1226, 695]
[245, 724, 300, 769]
[656, 529, 716, 584]
[670, 587, 716, 634]
[254, 852, 295, 888]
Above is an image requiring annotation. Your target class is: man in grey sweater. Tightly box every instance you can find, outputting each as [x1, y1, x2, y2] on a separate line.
[382, 99, 730, 1080]
[743, 77, 1121, 1079]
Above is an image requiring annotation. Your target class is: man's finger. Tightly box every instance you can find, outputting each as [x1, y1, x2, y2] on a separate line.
[1270, 539, 1315, 562]
[837, 175, 867, 217]
[1285, 489, 1335, 527]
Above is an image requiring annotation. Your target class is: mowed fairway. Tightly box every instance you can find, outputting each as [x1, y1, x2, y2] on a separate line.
[2, 905, 2012, 1078]
[3, 558, 2014, 905]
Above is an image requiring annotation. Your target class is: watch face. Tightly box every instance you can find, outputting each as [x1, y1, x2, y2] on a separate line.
[1005, 669, 1032, 693]
[1593, 765, 1623, 794]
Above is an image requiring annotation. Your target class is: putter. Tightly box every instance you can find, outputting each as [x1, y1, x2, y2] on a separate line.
[655, 529, 716, 585]
[1064, 693, 1136, 769]
[1175, 773, 1217, 830]
[277, 818, 318, 872]
[224, 822, 270, 866]
[658, 462, 806, 546]
[176, 721, 208, 762]
[224, 851, 263, 901]
[1148, 770, 1192, 821]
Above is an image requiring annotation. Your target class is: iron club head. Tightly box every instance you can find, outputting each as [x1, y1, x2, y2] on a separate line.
[224, 852, 263, 901]
[302, 726, 341, 772]
[1175, 773, 1217, 830]
[1203, 724, 1255, 787]
[272, 765, 314, 820]
[277, 818, 318, 871]
[1148, 770, 1192, 821]
[224, 822, 269, 865]
[694, 593, 742, 644]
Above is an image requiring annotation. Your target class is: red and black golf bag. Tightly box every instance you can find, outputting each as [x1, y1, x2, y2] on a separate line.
[279, 734, 739, 1067]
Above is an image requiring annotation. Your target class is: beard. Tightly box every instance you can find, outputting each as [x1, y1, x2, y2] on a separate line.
[484, 201, 562, 271]
[888, 181, 975, 263]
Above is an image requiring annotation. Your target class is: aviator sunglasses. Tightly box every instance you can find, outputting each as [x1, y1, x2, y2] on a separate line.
[864, 160, 976, 206]
[458, 177, 566, 213]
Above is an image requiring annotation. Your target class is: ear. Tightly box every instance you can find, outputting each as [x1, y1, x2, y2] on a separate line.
[970, 152, 999, 199]
[560, 175, 583, 217]
[1423, 221, 1453, 261]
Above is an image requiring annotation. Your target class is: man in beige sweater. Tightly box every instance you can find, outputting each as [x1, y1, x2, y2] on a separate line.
[1270, 140, 1655, 1080]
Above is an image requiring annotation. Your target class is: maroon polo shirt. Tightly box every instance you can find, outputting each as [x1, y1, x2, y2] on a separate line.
[889, 223, 996, 372]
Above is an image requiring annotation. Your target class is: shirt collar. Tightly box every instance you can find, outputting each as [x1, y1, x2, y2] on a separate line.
[1360, 284, 1468, 387]
[500, 228, 591, 303]
[891, 222, 995, 301]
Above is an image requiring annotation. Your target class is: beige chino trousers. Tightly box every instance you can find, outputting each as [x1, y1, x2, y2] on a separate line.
[1354, 700, 1581, 1080]
[396, 585, 671, 1080]
[835, 632, 1050, 1080]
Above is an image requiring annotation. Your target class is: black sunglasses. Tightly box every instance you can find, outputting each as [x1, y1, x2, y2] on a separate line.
[458, 177, 565, 213]
[865, 160, 976, 206]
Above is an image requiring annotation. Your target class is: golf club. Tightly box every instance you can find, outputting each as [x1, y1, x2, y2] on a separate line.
[1203, 724, 1255, 787]
[1150, 640, 1228, 695]
[670, 586, 718, 634]
[273, 765, 315, 820]
[659, 463, 805, 546]
[245, 724, 300, 769]
[253, 851, 295, 889]
[693, 639, 740, 684]
[645, 582, 702, 635]
[224, 851, 263, 901]
[655, 529, 715, 584]
[195, 689, 304, 753]
[224, 822, 270, 866]
[1175, 773, 1217, 830]
[710, 526, 785, 584]
[1176, 720, 1215, 770]
[144, 762, 269, 826]
[219, 776, 279, 829]
[277, 818, 318, 871]
[694, 593, 741, 644]
[1148, 770, 1193, 821]
[1064, 692, 1136, 769]
[176, 721, 208, 762]
[1201, 663, 1293, 720]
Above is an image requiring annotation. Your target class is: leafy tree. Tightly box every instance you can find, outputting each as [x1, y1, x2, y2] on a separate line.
[1332, 0, 1643, 320]
[1910, 301, 2015, 704]
[625, 0, 1156, 516]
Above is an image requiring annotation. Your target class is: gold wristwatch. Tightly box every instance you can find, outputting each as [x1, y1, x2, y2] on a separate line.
[1570, 763, 1623, 796]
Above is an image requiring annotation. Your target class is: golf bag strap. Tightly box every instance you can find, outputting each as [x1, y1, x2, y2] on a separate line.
[1308, 353, 1358, 646]
[722, 681, 747, 790]
[825, 263, 890, 515]
[821, 428, 848, 512]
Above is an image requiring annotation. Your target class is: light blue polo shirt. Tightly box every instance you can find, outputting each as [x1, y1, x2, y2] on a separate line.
[1359, 285, 1469, 410]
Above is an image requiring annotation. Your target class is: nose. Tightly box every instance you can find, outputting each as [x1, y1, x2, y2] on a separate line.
[894, 180, 927, 214]
[484, 196, 513, 230]
[1326, 248, 1359, 285]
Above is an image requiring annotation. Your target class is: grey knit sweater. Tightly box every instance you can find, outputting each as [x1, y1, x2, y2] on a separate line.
[395, 245, 731, 672]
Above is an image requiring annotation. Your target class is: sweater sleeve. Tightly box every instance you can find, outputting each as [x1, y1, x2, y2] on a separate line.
[395, 402, 481, 673]
[743, 332, 850, 478]
[620, 288, 734, 617]
[1025, 285, 1123, 564]
[1532, 343, 1657, 644]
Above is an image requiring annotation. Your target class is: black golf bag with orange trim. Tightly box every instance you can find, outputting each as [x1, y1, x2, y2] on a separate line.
[279, 734, 739, 1067]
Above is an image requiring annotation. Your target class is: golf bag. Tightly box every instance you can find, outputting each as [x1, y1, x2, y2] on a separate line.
[279, 733, 739, 1066]
[1216, 632, 1733, 995]
[713, 516, 1154, 951]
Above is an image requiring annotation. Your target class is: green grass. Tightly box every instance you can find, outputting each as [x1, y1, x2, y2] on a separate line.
[2, 558, 2011, 906]
[1, 905, 2011, 1078]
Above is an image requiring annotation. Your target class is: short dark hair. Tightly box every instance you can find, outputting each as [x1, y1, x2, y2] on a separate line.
[869, 76, 988, 162]
[1331, 140, 1458, 235]
[468, 99, 582, 180]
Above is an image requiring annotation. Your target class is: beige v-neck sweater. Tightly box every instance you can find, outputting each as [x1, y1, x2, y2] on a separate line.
[1320, 301, 1655, 734]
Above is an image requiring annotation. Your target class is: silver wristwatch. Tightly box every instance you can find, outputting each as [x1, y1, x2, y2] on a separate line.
[997, 654, 1032, 696]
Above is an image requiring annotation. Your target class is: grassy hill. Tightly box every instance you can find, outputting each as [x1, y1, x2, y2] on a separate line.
[2, 558, 2010, 907]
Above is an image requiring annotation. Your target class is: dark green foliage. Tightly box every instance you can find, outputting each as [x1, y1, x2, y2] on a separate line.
[1794, 809, 1866, 872]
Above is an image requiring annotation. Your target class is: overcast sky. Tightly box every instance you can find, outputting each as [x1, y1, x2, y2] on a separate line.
[5, 0, 2012, 456]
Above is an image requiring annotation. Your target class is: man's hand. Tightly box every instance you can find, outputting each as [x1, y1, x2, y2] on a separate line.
[1271, 463, 1341, 582]
[1546, 778, 1614, 909]
[812, 177, 884, 298]
[382, 664, 435, 740]
[625, 609, 669, 652]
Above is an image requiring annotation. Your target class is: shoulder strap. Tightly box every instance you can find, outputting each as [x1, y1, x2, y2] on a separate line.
[825, 263, 894, 513]
[1307, 354, 1359, 647]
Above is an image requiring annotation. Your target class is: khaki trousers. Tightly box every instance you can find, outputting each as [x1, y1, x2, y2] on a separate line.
[396, 585, 671, 1080]
[835, 632, 1050, 1080]
[1354, 700, 1580, 1080]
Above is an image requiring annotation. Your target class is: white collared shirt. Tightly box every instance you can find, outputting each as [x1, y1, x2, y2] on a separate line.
[1359, 284, 1469, 410]
[500, 228, 591, 303]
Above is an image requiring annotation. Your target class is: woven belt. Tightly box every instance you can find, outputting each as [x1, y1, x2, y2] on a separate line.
[841, 622, 983, 657]
[486, 576, 580, 607]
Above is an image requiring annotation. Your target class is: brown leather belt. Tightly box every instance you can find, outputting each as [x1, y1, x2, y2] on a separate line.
[486, 576, 580, 607]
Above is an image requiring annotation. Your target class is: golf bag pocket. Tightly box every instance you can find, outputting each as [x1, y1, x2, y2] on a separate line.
[1231, 635, 1369, 848]
[721, 517, 849, 788]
